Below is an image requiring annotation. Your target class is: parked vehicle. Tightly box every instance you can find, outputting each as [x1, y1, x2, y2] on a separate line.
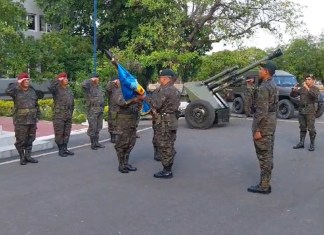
[229, 71, 324, 119]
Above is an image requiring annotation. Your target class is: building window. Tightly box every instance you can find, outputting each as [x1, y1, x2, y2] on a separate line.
[27, 14, 36, 30]
[39, 15, 46, 32]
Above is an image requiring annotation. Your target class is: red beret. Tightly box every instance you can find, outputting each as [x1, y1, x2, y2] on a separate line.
[56, 72, 67, 79]
[17, 73, 29, 80]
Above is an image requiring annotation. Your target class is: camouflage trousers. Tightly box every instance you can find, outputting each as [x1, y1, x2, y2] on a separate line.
[87, 112, 103, 137]
[14, 124, 37, 151]
[155, 124, 177, 168]
[244, 95, 253, 116]
[53, 118, 72, 145]
[253, 134, 274, 182]
[298, 113, 316, 138]
[114, 114, 137, 161]
[107, 111, 117, 134]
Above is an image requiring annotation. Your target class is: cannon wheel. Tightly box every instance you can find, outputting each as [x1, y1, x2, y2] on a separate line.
[232, 96, 244, 114]
[277, 99, 294, 119]
[185, 99, 215, 129]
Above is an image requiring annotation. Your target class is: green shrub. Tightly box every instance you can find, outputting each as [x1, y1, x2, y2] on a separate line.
[72, 113, 86, 124]
[0, 100, 14, 116]
[103, 105, 109, 121]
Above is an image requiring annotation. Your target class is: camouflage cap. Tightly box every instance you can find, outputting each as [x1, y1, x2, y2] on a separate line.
[260, 60, 276, 74]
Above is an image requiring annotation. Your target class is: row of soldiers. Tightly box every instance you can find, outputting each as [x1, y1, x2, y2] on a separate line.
[6, 69, 181, 179]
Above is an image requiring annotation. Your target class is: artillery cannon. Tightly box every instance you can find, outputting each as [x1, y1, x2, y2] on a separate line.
[183, 48, 283, 129]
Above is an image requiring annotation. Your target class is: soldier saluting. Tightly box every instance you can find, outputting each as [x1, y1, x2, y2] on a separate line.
[291, 74, 320, 151]
[106, 77, 120, 143]
[48, 72, 75, 157]
[6, 73, 41, 165]
[82, 73, 105, 150]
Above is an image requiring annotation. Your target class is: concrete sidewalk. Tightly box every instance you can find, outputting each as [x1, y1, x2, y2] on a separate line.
[0, 116, 92, 160]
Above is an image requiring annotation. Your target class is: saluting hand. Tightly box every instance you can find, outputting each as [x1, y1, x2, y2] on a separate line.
[253, 131, 262, 140]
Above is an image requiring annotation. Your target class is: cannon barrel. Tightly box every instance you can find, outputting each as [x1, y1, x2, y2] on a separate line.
[212, 76, 244, 93]
[203, 66, 239, 85]
[207, 48, 283, 90]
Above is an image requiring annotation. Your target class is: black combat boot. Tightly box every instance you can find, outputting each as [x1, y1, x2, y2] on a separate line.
[18, 149, 27, 165]
[124, 154, 137, 171]
[247, 178, 271, 194]
[308, 136, 315, 151]
[154, 165, 173, 179]
[153, 147, 161, 161]
[95, 137, 105, 148]
[25, 148, 38, 163]
[90, 137, 97, 150]
[58, 144, 67, 157]
[63, 144, 74, 155]
[293, 134, 305, 149]
[118, 155, 129, 173]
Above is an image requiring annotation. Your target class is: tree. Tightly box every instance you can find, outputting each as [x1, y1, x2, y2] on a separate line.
[196, 48, 266, 81]
[36, 0, 303, 54]
[0, 0, 27, 77]
[275, 37, 322, 80]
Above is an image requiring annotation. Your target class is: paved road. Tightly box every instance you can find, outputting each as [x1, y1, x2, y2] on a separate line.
[0, 117, 324, 235]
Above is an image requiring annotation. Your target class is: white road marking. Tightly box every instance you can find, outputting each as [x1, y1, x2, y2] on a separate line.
[0, 127, 152, 166]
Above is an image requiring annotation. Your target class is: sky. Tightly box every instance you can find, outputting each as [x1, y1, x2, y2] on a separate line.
[211, 0, 324, 52]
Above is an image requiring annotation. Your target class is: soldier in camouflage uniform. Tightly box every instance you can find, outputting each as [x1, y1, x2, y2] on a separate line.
[48, 72, 75, 157]
[106, 77, 120, 143]
[151, 86, 162, 162]
[82, 74, 105, 150]
[6, 73, 41, 165]
[244, 76, 255, 117]
[144, 69, 180, 179]
[248, 61, 278, 194]
[114, 87, 142, 173]
[291, 74, 320, 151]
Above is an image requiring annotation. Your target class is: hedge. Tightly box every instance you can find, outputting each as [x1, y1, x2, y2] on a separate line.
[0, 99, 109, 124]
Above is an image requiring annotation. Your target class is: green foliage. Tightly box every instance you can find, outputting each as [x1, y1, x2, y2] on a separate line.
[36, 0, 302, 54]
[196, 48, 266, 81]
[0, 100, 14, 116]
[0, 0, 27, 77]
[275, 36, 324, 80]
[72, 113, 87, 124]
[103, 106, 109, 121]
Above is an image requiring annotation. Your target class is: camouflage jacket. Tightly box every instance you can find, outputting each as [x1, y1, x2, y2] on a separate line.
[145, 82, 180, 114]
[106, 81, 121, 113]
[48, 80, 74, 119]
[6, 82, 41, 125]
[82, 79, 105, 113]
[290, 85, 320, 114]
[244, 84, 255, 97]
[252, 77, 278, 135]
[114, 88, 140, 116]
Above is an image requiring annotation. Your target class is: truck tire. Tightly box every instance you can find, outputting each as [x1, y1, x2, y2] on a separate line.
[277, 99, 294, 119]
[232, 97, 244, 114]
[185, 99, 215, 129]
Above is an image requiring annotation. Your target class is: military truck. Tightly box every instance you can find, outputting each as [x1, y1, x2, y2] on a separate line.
[182, 49, 283, 129]
[229, 71, 324, 119]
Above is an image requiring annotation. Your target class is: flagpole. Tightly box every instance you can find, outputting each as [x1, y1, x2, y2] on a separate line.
[93, 0, 98, 74]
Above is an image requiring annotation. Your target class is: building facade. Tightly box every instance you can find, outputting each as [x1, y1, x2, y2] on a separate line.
[19, 0, 48, 39]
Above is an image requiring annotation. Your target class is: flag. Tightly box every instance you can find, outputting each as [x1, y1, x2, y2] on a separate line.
[117, 64, 151, 114]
